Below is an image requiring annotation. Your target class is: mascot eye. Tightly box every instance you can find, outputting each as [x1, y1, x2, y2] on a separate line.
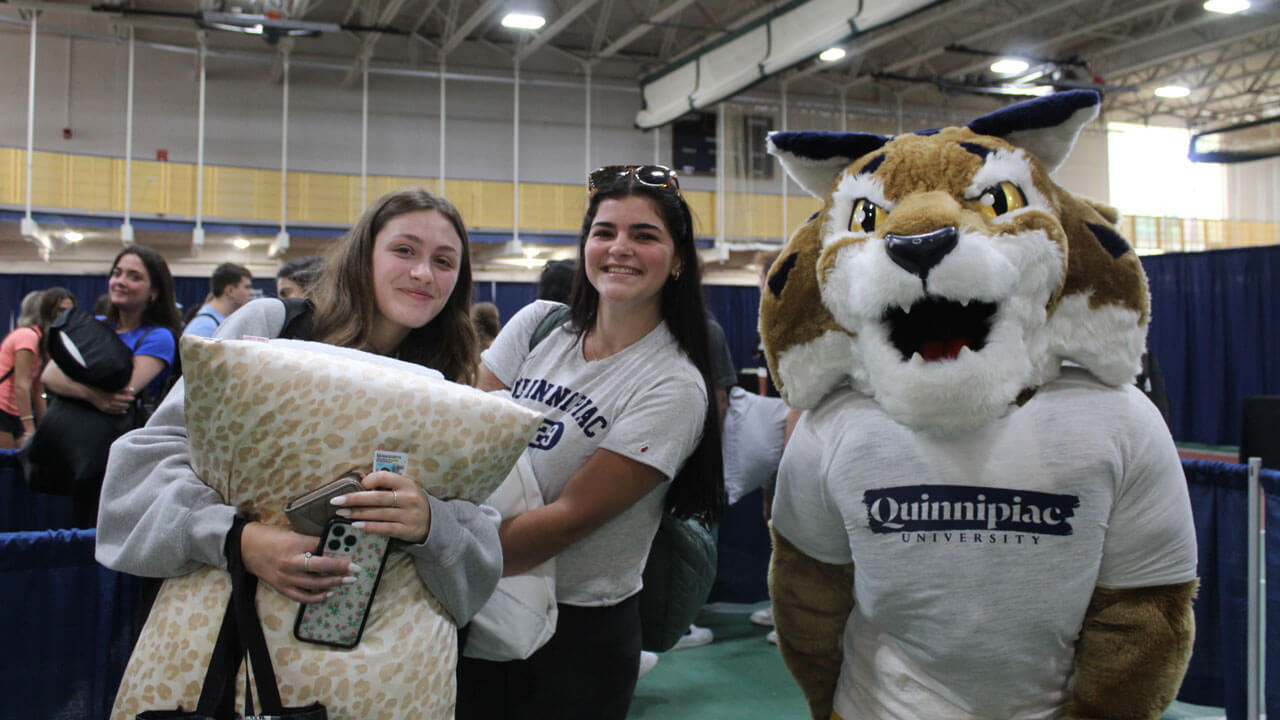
[976, 182, 1027, 219]
[850, 199, 889, 233]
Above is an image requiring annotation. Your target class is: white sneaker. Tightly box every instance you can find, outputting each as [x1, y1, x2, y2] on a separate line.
[671, 624, 714, 650]
[638, 650, 659, 678]
[766, 629, 778, 645]
[750, 607, 774, 627]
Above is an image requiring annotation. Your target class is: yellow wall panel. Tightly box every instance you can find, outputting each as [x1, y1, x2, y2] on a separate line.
[30, 152, 68, 209]
[292, 172, 353, 225]
[67, 155, 114, 212]
[128, 160, 170, 216]
[686, 190, 715, 236]
[0, 149, 21, 206]
[7, 148, 1278, 253]
[165, 164, 196, 217]
[474, 181, 515, 229]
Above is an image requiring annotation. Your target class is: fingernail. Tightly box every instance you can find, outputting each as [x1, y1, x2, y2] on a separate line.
[335, 508, 351, 517]
[348, 563, 364, 574]
[342, 576, 358, 584]
[329, 495, 347, 506]
[324, 591, 334, 599]
[352, 521, 366, 530]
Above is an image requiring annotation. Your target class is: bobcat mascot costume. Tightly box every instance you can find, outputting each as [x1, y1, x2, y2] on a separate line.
[761, 90, 1198, 720]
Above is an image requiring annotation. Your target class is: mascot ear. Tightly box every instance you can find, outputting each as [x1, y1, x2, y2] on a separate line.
[768, 130, 889, 198]
[966, 89, 1101, 173]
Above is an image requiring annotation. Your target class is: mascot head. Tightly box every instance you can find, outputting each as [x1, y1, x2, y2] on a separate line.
[760, 90, 1149, 433]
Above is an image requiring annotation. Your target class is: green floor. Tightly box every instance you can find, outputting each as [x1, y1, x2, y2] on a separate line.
[629, 603, 1226, 720]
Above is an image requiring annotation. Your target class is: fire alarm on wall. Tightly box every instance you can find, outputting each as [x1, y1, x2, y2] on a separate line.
[156, 149, 168, 161]
[62, 128, 72, 140]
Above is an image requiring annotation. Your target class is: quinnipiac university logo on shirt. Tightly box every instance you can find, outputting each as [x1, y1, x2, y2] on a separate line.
[863, 485, 1079, 544]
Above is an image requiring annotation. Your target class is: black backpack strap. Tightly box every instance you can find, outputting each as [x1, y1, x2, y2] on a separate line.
[0, 368, 12, 385]
[528, 304, 571, 352]
[278, 298, 315, 341]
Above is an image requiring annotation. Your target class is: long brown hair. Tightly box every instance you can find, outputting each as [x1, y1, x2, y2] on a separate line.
[308, 187, 478, 384]
[106, 246, 183, 335]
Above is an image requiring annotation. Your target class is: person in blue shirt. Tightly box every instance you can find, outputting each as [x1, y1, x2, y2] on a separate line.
[42, 245, 181, 525]
[183, 262, 254, 338]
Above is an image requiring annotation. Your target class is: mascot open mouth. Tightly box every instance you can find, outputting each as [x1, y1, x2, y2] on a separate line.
[884, 297, 997, 362]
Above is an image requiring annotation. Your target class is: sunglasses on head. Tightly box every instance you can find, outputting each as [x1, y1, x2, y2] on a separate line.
[588, 165, 681, 196]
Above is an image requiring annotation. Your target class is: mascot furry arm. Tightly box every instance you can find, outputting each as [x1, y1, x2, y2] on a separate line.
[761, 91, 1197, 720]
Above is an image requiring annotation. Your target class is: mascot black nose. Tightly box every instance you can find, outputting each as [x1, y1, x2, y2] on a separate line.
[885, 227, 958, 280]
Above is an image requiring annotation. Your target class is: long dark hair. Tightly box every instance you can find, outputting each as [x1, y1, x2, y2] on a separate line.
[568, 177, 724, 526]
[106, 246, 182, 335]
[309, 187, 478, 385]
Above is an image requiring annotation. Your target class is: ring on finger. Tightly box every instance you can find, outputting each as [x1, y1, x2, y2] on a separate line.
[391, 490, 399, 507]
[303, 551, 312, 573]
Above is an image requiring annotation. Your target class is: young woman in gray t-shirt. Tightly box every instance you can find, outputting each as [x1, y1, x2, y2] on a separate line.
[462, 166, 724, 720]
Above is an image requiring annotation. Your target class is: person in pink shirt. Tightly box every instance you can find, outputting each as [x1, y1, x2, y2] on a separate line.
[0, 287, 75, 449]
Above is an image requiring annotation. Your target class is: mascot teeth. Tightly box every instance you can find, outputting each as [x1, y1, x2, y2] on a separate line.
[883, 297, 996, 362]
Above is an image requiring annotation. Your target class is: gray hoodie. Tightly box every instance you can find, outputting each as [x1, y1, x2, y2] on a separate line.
[95, 298, 502, 625]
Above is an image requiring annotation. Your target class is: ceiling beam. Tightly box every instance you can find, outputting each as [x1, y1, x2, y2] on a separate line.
[937, 0, 1182, 84]
[595, 0, 696, 60]
[843, 0, 1088, 90]
[516, 0, 601, 62]
[782, 0, 981, 86]
[340, 0, 409, 85]
[439, 0, 504, 56]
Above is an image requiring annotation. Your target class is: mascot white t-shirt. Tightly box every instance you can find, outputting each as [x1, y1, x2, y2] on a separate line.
[773, 368, 1197, 720]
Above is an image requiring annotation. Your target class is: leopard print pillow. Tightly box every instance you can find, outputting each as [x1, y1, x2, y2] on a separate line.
[111, 336, 542, 720]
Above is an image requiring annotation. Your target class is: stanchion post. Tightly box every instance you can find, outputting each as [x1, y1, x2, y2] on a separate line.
[1246, 456, 1263, 720]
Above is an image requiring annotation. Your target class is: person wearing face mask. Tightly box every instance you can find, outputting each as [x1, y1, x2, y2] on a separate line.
[97, 188, 501, 718]
[458, 166, 724, 720]
[42, 246, 182, 527]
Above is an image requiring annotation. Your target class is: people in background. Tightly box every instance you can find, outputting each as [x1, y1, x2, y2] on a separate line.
[276, 255, 323, 299]
[43, 246, 182, 526]
[460, 165, 723, 720]
[183, 263, 254, 338]
[0, 287, 75, 449]
[97, 186, 498, 659]
[537, 258, 576, 303]
[471, 302, 501, 352]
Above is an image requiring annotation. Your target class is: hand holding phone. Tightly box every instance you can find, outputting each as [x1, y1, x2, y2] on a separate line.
[293, 517, 390, 648]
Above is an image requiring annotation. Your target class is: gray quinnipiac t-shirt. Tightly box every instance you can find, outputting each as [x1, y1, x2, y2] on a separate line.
[482, 300, 707, 606]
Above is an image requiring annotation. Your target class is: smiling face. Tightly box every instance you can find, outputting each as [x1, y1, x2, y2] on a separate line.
[108, 252, 156, 314]
[369, 209, 462, 352]
[583, 195, 682, 316]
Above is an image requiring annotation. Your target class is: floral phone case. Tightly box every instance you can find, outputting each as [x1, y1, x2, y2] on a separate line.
[293, 517, 390, 649]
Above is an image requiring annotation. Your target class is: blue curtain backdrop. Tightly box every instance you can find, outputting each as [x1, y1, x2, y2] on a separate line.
[1142, 245, 1280, 445]
[1176, 459, 1280, 720]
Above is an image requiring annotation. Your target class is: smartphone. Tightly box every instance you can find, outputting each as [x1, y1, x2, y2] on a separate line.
[293, 517, 391, 649]
[284, 471, 365, 537]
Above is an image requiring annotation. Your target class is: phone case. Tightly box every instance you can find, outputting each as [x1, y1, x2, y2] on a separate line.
[293, 517, 391, 649]
[284, 472, 365, 536]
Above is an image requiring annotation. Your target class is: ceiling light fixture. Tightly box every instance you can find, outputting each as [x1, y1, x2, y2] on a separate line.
[990, 58, 1030, 75]
[1155, 85, 1191, 98]
[501, 12, 546, 30]
[819, 47, 846, 63]
[64, 231, 83, 243]
[1203, 0, 1250, 14]
[232, 237, 252, 250]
